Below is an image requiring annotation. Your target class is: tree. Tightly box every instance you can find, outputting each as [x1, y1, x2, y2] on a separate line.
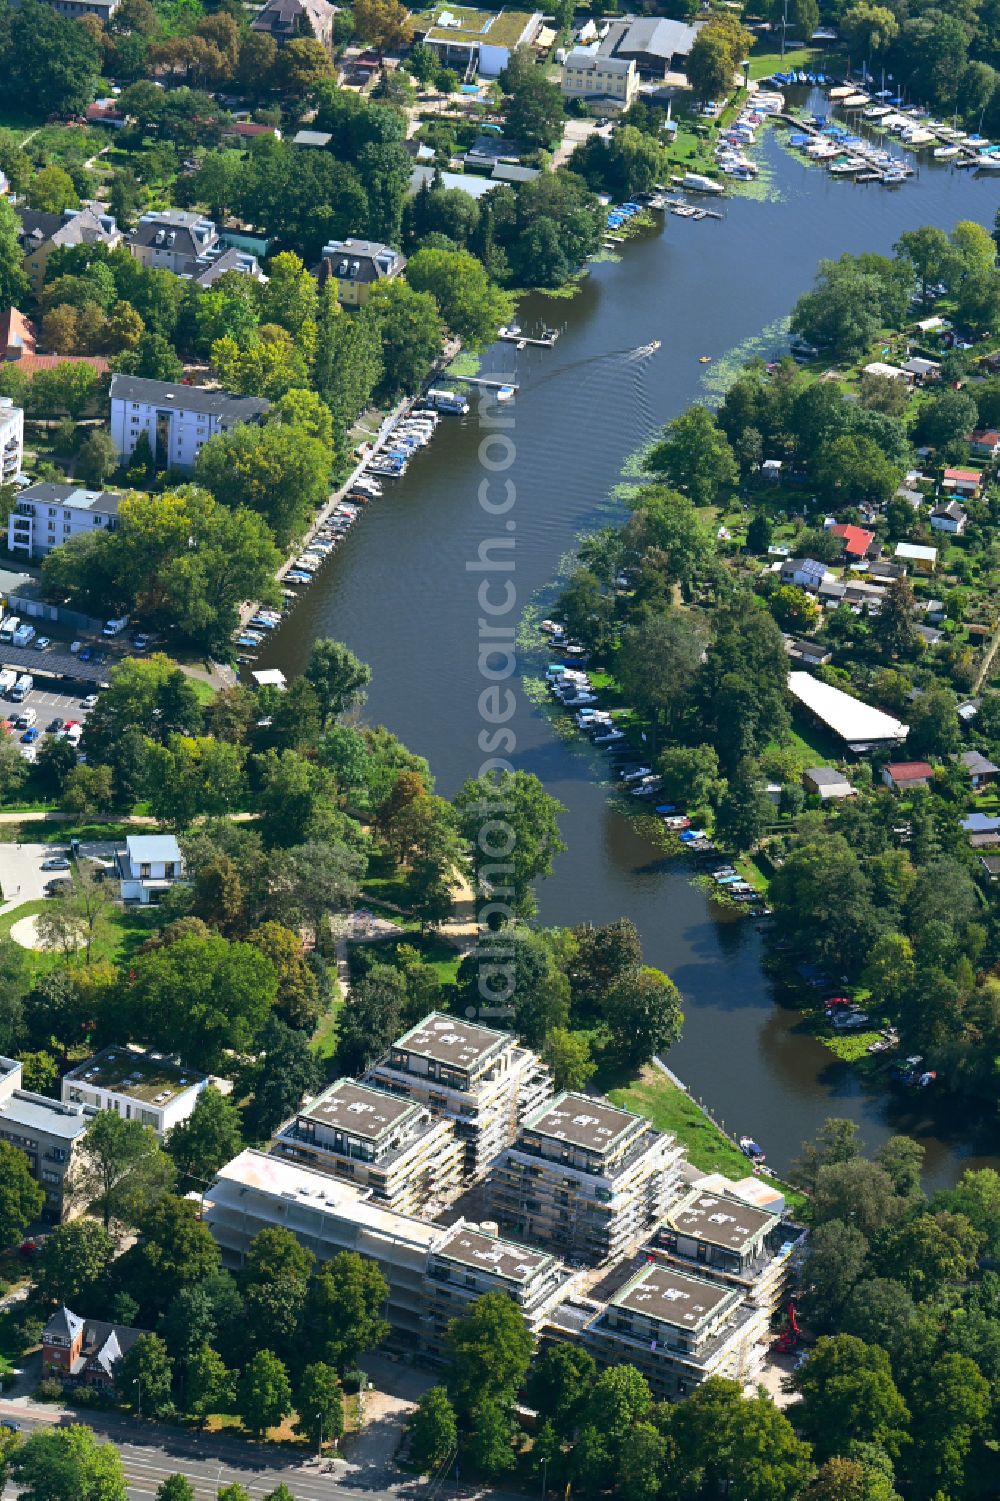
[669, 1378, 812, 1501]
[872, 576, 919, 660]
[800, 1219, 870, 1330]
[907, 683, 960, 758]
[242, 1225, 314, 1359]
[117, 932, 277, 1072]
[365, 280, 443, 399]
[71, 1110, 174, 1230]
[156, 1478, 196, 1501]
[715, 761, 773, 853]
[526, 1343, 597, 1437]
[8, 1, 102, 119]
[803, 1457, 901, 1501]
[542, 1026, 596, 1092]
[0, 197, 29, 310]
[305, 638, 372, 727]
[33, 1219, 114, 1306]
[876, 1211, 982, 1299]
[196, 420, 330, 547]
[465, 1398, 517, 1476]
[601, 966, 683, 1068]
[185, 1343, 234, 1426]
[454, 770, 566, 920]
[813, 1158, 904, 1237]
[503, 65, 565, 151]
[791, 1336, 910, 1462]
[29, 165, 78, 215]
[12, 1428, 126, 1500]
[843, 3, 899, 59]
[117, 1333, 174, 1419]
[166, 1086, 243, 1185]
[295, 1364, 344, 1452]
[406, 247, 514, 349]
[446, 1292, 534, 1419]
[0, 1139, 45, 1248]
[407, 1386, 457, 1472]
[117, 1196, 221, 1319]
[335, 962, 407, 1076]
[243, 1016, 321, 1140]
[353, 0, 414, 51]
[905, 1352, 990, 1499]
[304, 1251, 390, 1371]
[648, 405, 737, 505]
[236, 1349, 292, 1438]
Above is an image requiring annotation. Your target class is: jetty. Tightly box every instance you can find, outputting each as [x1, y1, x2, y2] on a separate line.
[451, 375, 520, 391]
[497, 326, 560, 348]
[775, 112, 907, 183]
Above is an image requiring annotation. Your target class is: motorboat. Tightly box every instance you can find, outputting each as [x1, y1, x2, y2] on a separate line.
[739, 1136, 765, 1162]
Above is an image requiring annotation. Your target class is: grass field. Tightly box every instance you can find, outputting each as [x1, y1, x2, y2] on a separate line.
[0, 897, 154, 973]
[607, 1066, 808, 1215]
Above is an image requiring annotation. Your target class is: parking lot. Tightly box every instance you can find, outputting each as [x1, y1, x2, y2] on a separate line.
[2, 679, 95, 756]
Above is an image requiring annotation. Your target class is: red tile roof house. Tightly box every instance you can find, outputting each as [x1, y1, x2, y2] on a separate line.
[0, 307, 36, 361]
[882, 761, 934, 792]
[968, 429, 1000, 459]
[829, 523, 876, 560]
[941, 467, 983, 499]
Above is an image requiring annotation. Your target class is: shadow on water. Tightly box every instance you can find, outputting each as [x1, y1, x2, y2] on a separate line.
[258, 130, 1000, 1186]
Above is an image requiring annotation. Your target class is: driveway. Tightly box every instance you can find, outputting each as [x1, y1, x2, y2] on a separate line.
[0, 842, 65, 913]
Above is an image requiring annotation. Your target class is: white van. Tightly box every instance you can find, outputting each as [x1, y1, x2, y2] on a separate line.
[103, 615, 129, 637]
[12, 623, 35, 647]
[0, 670, 16, 696]
[64, 723, 82, 747]
[0, 617, 20, 643]
[10, 673, 32, 702]
[16, 708, 36, 728]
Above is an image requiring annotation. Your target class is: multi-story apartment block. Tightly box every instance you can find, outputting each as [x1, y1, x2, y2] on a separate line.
[568, 1261, 769, 1399]
[0, 398, 24, 486]
[272, 1077, 464, 1216]
[8, 482, 119, 559]
[489, 1091, 683, 1264]
[39, 0, 120, 21]
[130, 210, 263, 283]
[423, 1224, 573, 1361]
[204, 1149, 442, 1344]
[364, 1013, 551, 1178]
[61, 1046, 208, 1137]
[650, 1189, 807, 1318]
[109, 375, 270, 471]
[0, 1057, 94, 1220]
[560, 48, 639, 108]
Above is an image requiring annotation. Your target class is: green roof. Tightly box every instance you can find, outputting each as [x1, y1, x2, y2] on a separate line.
[424, 5, 536, 47]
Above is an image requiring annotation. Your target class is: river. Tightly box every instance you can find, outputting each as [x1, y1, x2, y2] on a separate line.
[256, 115, 1000, 1187]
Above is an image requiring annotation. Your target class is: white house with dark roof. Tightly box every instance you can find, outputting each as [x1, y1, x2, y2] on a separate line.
[130, 210, 263, 283]
[929, 499, 967, 535]
[109, 375, 270, 471]
[8, 482, 120, 559]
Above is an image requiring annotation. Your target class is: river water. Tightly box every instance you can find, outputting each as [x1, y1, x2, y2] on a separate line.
[257, 118, 1000, 1186]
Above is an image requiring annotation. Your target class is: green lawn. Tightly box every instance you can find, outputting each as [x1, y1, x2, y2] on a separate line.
[0, 897, 155, 974]
[748, 42, 826, 82]
[607, 1067, 808, 1216]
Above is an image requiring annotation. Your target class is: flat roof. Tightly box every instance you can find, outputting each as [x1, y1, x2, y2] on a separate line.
[300, 1079, 422, 1139]
[64, 1046, 204, 1106]
[788, 672, 908, 747]
[211, 1149, 442, 1247]
[0, 1091, 91, 1140]
[894, 542, 938, 561]
[664, 1191, 776, 1252]
[434, 1226, 555, 1284]
[393, 1012, 510, 1070]
[612, 1263, 736, 1331]
[522, 1091, 639, 1154]
[424, 4, 538, 46]
[125, 834, 182, 864]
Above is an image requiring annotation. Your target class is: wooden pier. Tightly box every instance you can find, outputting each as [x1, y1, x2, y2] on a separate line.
[451, 375, 520, 391]
[774, 112, 905, 182]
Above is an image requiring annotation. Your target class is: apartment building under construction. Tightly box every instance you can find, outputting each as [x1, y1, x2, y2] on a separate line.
[488, 1091, 683, 1263]
[650, 1188, 806, 1317]
[271, 1078, 465, 1216]
[364, 1012, 552, 1178]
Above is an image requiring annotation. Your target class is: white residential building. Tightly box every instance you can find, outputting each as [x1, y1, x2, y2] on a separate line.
[365, 1012, 552, 1178]
[61, 1046, 208, 1137]
[0, 397, 24, 486]
[0, 1056, 94, 1221]
[109, 376, 270, 472]
[8, 482, 120, 559]
[116, 834, 186, 905]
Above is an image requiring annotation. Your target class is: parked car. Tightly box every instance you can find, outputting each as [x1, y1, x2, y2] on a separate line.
[45, 877, 73, 896]
[132, 634, 151, 651]
[69, 640, 81, 654]
[20, 727, 38, 744]
[81, 694, 98, 710]
[79, 647, 92, 662]
[47, 718, 64, 733]
[41, 856, 70, 871]
[33, 636, 51, 651]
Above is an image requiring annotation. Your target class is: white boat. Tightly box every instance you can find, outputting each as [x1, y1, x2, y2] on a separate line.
[933, 144, 960, 159]
[976, 155, 1000, 170]
[682, 172, 725, 194]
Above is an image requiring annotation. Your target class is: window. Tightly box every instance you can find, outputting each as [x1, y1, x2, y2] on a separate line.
[42, 1170, 61, 1184]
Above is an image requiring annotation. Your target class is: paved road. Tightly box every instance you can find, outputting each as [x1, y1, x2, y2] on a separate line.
[0, 1402, 370, 1500]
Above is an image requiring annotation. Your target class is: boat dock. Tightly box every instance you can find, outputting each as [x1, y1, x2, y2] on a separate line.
[664, 198, 724, 221]
[497, 327, 559, 348]
[775, 112, 908, 182]
[452, 375, 520, 391]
